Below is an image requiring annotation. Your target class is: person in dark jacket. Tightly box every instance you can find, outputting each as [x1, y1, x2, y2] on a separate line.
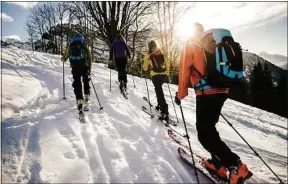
[109, 34, 131, 91]
[61, 32, 92, 111]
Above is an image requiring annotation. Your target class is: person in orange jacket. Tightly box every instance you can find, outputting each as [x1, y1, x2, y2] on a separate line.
[174, 23, 252, 184]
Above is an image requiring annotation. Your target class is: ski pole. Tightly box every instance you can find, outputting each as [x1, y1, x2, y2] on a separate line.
[145, 73, 153, 116]
[132, 75, 136, 88]
[90, 76, 104, 110]
[109, 65, 112, 91]
[62, 61, 66, 100]
[220, 113, 284, 184]
[129, 59, 136, 88]
[167, 78, 180, 124]
[179, 104, 199, 184]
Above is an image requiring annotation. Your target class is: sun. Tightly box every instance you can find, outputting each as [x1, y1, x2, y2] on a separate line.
[174, 21, 196, 43]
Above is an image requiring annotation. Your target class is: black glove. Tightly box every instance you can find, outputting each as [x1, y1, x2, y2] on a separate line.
[174, 92, 181, 105]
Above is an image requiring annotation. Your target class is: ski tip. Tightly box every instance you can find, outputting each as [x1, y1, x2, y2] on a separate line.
[167, 129, 172, 135]
[177, 147, 186, 154]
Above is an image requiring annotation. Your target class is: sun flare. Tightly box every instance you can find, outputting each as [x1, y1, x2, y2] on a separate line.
[174, 18, 197, 43]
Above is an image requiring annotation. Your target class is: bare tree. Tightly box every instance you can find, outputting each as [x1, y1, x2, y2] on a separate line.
[56, 2, 69, 54]
[28, 5, 46, 51]
[25, 21, 35, 51]
[26, 1, 155, 64]
[80, 2, 155, 47]
[153, 2, 194, 77]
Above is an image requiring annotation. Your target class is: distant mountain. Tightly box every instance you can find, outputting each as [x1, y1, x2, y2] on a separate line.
[243, 51, 287, 83]
[259, 51, 287, 70]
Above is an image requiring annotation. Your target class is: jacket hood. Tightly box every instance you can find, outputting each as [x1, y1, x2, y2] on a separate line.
[114, 35, 126, 42]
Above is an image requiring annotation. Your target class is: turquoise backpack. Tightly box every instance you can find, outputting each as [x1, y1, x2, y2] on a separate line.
[194, 29, 244, 90]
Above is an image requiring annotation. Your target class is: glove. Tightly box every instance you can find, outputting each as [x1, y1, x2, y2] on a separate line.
[174, 92, 181, 105]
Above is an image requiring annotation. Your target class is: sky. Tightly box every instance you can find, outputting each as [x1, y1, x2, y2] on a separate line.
[1, 1, 287, 57]
[174, 2, 288, 56]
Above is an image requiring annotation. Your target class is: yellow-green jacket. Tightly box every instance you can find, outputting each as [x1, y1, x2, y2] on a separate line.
[143, 48, 169, 77]
[61, 43, 92, 69]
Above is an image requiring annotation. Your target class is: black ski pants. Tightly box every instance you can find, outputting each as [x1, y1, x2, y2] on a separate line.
[71, 66, 90, 101]
[196, 93, 240, 168]
[115, 57, 127, 85]
[152, 74, 168, 115]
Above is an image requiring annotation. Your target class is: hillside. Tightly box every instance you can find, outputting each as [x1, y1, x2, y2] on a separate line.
[1, 46, 287, 183]
[259, 51, 287, 70]
[243, 52, 287, 82]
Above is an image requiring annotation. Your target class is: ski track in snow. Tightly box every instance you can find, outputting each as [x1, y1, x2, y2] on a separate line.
[1, 46, 287, 183]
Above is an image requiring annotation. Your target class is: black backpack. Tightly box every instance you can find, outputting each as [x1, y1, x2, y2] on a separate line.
[150, 50, 167, 73]
[201, 29, 244, 88]
[69, 34, 86, 65]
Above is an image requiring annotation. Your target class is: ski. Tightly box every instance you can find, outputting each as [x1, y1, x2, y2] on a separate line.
[121, 89, 128, 99]
[168, 129, 228, 183]
[142, 106, 154, 118]
[143, 96, 176, 125]
[178, 147, 226, 184]
[116, 81, 129, 99]
[143, 96, 153, 107]
[143, 96, 178, 126]
[79, 111, 86, 123]
[167, 129, 202, 158]
[163, 118, 177, 126]
[157, 116, 177, 127]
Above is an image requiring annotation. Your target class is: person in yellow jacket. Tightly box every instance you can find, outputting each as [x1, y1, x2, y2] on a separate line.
[143, 40, 170, 121]
[61, 32, 92, 111]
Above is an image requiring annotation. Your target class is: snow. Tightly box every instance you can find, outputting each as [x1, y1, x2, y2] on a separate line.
[1, 46, 287, 183]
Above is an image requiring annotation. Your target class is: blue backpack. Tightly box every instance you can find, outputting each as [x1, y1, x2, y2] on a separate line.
[201, 29, 244, 88]
[69, 34, 86, 65]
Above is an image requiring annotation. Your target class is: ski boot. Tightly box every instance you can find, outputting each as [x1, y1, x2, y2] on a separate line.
[202, 158, 228, 181]
[77, 99, 86, 123]
[119, 81, 124, 92]
[123, 82, 127, 92]
[158, 113, 169, 126]
[229, 161, 253, 184]
[83, 94, 90, 111]
[77, 99, 83, 112]
[155, 104, 161, 112]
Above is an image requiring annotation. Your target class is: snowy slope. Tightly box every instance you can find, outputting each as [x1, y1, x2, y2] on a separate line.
[1, 39, 33, 51]
[1, 46, 287, 183]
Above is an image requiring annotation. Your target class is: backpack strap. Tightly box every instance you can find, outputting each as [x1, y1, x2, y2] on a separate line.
[189, 43, 211, 92]
[190, 65, 212, 92]
[217, 44, 232, 77]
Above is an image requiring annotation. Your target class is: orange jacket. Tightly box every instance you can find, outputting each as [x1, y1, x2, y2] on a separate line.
[177, 39, 228, 99]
